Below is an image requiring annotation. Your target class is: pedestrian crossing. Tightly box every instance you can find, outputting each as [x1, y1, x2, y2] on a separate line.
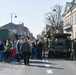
[45, 64, 50, 67]
[47, 70, 53, 74]
[43, 59, 53, 74]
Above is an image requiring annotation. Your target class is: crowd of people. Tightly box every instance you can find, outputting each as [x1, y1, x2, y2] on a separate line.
[0, 38, 47, 65]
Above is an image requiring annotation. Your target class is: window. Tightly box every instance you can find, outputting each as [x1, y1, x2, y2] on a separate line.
[54, 38, 67, 46]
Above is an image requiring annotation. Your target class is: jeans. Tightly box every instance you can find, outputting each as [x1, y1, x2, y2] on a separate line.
[0, 51, 4, 62]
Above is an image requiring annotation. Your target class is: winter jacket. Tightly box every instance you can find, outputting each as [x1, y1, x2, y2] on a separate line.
[16, 43, 21, 54]
[21, 41, 30, 52]
[0, 43, 4, 51]
[6, 44, 11, 52]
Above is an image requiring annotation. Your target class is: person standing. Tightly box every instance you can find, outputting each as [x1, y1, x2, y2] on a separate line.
[42, 42, 47, 59]
[21, 38, 30, 65]
[31, 42, 37, 59]
[10, 43, 15, 60]
[37, 39, 43, 59]
[16, 40, 21, 62]
[6, 40, 11, 62]
[3, 43, 7, 62]
[0, 39, 4, 62]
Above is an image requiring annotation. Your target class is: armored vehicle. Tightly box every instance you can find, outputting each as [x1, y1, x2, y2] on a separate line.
[48, 33, 71, 58]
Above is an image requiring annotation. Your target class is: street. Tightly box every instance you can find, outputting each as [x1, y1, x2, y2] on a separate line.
[0, 58, 76, 75]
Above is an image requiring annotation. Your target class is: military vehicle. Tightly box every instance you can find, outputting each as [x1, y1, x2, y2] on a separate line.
[48, 33, 71, 58]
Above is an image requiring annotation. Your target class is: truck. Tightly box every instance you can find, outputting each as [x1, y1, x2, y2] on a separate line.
[48, 33, 71, 58]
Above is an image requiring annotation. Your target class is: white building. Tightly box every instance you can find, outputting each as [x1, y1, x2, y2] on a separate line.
[62, 0, 76, 39]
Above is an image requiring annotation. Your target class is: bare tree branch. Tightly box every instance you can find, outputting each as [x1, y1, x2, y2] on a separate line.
[44, 4, 63, 33]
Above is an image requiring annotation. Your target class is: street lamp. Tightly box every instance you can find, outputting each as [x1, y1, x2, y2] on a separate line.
[11, 13, 17, 31]
[53, 9, 56, 12]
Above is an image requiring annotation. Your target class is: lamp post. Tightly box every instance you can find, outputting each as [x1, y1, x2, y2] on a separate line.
[11, 13, 17, 31]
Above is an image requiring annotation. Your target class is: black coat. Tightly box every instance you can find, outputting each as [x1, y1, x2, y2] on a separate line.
[0, 43, 4, 51]
[37, 42, 43, 53]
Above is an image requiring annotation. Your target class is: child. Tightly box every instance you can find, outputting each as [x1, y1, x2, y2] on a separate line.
[10, 44, 15, 59]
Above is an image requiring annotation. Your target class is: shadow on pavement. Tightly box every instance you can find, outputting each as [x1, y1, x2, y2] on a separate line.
[29, 64, 64, 70]
[47, 57, 73, 61]
[3, 59, 24, 65]
[30, 60, 57, 65]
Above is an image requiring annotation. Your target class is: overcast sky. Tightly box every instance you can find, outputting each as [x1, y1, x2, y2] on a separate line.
[0, 0, 72, 37]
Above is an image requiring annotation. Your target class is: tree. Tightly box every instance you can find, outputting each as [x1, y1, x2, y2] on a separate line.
[9, 32, 15, 41]
[45, 4, 63, 33]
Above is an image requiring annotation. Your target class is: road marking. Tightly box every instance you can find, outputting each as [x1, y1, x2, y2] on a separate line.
[43, 60, 45, 62]
[47, 70, 53, 74]
[46, 60, 49, 63]
[43, 60, 49, 63]
[45, 64, 50, 67]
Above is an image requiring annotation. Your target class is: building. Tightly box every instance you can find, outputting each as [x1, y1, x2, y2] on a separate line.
[62, 0, 76, 39]
[37, 34, 41, 39]
[0, 22, 35, 40]
[0, 22, 31, 36]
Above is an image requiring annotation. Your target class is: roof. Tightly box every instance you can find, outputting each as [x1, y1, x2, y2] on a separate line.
[0, 22, 35, 39]
[66, 2, 72, 8]
[63, 1, 73, 16]
[0, 22, 30, 34]
[0, 22, 18, 30]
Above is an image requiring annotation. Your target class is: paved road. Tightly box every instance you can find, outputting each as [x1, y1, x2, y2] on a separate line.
[0, 58, 76, 75]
